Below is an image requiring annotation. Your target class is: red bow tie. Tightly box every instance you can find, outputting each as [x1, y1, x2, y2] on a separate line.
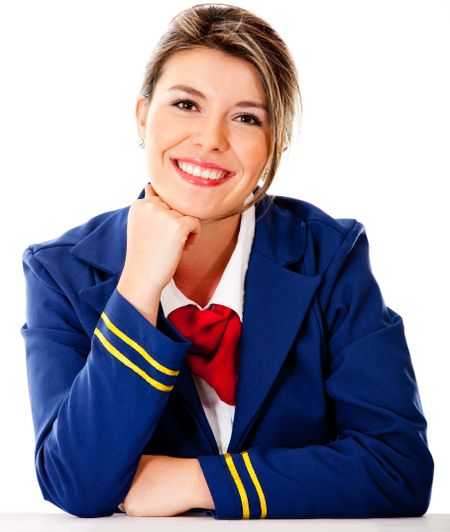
[167, 303, 242, 405]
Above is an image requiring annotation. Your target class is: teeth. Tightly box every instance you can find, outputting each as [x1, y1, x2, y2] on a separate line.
[177, 160, 227, 180]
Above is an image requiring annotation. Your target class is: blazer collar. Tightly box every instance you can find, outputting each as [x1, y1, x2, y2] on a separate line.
[71, 182, 322, 454]
[70, 182, 306, 275]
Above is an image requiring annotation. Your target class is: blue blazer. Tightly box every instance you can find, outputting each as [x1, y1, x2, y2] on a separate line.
[20, 183, 434, 519]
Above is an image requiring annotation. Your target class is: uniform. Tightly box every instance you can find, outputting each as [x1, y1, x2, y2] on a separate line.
[20, 182, 434, 519]
[159, 189, 256, 455]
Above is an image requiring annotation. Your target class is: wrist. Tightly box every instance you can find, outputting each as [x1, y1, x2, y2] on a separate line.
[190, 459, 215, 510]
[116, 277, 162, 327]
[117, 273, 162, 302]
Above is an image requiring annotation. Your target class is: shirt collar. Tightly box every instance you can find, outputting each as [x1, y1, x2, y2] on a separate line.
[160, 191, 255, 322]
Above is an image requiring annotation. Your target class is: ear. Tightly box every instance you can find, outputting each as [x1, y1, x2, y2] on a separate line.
[135, 97, 148, 137]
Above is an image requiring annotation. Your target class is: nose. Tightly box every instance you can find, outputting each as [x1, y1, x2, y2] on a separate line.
[191, 112, 230, 152]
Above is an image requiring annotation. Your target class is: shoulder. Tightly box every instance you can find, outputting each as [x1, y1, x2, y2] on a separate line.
[21, 204, 128, 290]
[266, 193, 366, 273]
[25, 206, 124, 255]
[271, 193, 358, 233]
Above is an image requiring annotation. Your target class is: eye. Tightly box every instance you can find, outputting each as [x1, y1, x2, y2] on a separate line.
[170, 98, 263, 127]
[171, 98, 197, 112]
[236, 113, 263, 127]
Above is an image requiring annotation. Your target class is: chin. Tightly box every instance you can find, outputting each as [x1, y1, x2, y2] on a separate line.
[168, 200, 210, 219]
[169, 191, 205, 210]
[183, 208, 214, 220]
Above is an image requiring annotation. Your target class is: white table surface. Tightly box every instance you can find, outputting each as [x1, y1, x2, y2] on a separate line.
[0, 512, 448, 531]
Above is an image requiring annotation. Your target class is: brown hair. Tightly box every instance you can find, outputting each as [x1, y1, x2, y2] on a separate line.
[138, 3, 302, 220]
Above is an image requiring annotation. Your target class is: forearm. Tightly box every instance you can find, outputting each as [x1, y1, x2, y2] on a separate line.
[120, 455, 215, 516]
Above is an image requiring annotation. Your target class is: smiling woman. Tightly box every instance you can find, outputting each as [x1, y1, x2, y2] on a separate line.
[136, 47, 270, 219]
[20, 2, 433, 522]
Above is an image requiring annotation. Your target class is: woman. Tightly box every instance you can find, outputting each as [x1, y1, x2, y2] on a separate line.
[20, 3, 434, 520]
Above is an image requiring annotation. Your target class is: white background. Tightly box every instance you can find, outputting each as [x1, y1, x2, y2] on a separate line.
[1, 0, 448, 514]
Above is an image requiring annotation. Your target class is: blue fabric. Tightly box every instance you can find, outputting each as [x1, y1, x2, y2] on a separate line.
[20, 183, 434, 519]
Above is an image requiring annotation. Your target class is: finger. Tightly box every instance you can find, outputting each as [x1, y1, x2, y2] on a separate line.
[186, 219, 202, 245]
[144, 182, 158, 198]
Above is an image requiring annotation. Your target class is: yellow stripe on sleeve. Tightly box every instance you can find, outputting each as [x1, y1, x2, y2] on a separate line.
[100, 311, 180, 377]
[224, 453, 250, 519]
[241, 450, 267, 518]
[94, 327, 173, 392]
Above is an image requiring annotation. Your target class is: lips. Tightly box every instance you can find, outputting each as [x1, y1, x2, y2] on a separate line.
[172, 157, 234, 176]
[171, 157, 235, 187]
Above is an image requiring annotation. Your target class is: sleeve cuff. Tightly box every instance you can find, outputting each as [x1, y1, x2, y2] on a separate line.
[94, 287, 192, 391]
[197, 451, 268, 520]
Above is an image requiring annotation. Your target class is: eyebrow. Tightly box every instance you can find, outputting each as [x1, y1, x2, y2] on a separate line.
[167, 84, 268, 113]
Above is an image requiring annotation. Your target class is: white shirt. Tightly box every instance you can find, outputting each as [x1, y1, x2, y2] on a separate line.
[160, 192, 256, 454]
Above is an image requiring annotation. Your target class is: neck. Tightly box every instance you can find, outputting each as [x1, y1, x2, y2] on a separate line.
[174, 213, 241, 283]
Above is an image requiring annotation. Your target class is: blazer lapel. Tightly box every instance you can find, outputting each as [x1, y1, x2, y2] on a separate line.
[70, 183, 322, 454]
[226, 196, 322, 452]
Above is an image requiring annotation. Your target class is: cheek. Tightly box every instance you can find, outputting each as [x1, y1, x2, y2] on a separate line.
[146, 110, 182, 151]
[234, 126, 269, 152]
[240, 140, 269, 173]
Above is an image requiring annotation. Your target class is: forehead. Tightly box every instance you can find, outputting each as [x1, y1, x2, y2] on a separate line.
[156, 48, 266, 103]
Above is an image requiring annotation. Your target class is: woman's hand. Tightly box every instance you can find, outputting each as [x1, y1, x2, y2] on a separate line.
[118, 454, 215, 517]
[119, 183, 201, 298]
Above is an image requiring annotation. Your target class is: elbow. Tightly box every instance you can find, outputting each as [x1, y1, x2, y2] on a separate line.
[40, 487, 120, 518]
[408, 458, 434, 517]
[392, 447, 434, 517]
[35, 465, 122, 518]
[61, 503, 116, 519]
[34, 445, 131, 518]
[38, 481, 118, 518]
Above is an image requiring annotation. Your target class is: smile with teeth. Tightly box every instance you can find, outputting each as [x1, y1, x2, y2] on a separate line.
[176, 160, 228, 180]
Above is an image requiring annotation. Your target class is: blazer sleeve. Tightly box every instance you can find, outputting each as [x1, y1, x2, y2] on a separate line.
[20, 246, 191, 517]
[197, 221, 434, 520]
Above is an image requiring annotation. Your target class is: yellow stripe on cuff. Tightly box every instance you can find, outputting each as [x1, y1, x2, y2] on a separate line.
[241, 450, 267, 518]
[100, 311, 180, 377]
[224, 453, 250, 519]
[94, 327, 173, 392]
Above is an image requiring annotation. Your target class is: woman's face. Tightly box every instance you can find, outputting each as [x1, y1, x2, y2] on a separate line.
[136, 47, 271, 220]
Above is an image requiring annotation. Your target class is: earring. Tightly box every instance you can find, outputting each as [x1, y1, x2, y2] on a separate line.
[138, 136, 145, 148]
